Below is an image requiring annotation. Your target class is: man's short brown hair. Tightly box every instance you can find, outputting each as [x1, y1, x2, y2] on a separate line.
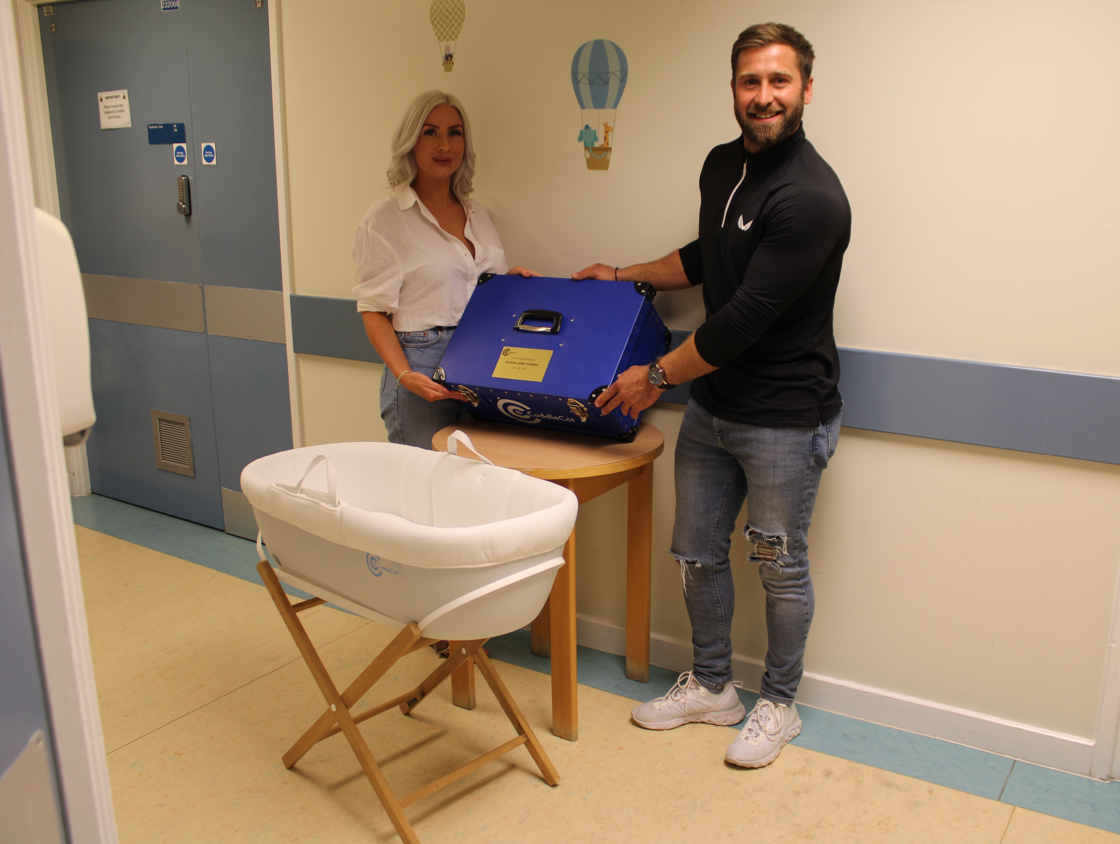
[731, 23, 815, 87]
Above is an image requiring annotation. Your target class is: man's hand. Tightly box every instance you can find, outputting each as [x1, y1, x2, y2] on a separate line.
[508, 266, 542, 277]
[594, 364, 659, 419]
[571, 263, 616, 281]
[572, 252, 692, 290]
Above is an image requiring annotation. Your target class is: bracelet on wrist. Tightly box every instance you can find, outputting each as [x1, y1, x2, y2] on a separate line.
[397, 369, 414, 387]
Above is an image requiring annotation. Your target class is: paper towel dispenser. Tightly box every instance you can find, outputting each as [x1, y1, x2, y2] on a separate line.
[35, 209, 96, 446]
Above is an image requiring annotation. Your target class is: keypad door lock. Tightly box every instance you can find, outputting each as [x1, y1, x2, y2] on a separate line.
[177, 174, 191, 216]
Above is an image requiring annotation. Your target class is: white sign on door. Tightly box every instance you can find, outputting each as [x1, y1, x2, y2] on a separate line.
[97, 90, 131, 129]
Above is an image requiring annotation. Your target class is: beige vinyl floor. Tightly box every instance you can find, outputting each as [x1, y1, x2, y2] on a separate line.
[76, 524, 1119, 844]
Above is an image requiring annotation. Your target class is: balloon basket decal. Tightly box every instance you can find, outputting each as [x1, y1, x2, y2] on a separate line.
[571, 39, 627, 171]
[584, 146, 611, 170]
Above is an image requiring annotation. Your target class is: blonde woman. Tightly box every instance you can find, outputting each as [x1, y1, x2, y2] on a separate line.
[353, 90, 537, 447]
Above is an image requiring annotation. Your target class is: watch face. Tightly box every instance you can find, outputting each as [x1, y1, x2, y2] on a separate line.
[648, 362, 665, 387]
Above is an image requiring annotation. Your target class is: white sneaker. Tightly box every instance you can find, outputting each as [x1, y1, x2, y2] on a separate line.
[631, 672, 746, 730]
[725, 699, 801, 768]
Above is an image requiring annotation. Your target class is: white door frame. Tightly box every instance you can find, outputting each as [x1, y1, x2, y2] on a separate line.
[3, 2, 118, 841]
[1090, 559, 1120, 779]
[266, 0, 304, 449]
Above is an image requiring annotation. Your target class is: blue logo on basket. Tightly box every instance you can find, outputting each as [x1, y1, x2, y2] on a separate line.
[366, 554, 399, 577]
[497, 399, 541, 424]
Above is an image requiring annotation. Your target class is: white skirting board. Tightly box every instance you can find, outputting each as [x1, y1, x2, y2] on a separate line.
[574, 614, 1097, 778]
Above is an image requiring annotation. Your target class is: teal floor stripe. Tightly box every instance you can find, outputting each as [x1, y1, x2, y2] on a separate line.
[72, 494, 1118, 835]
[1001, 761, 1120, 832]
[71, 494, 260, 581]
[793, 706, 1014, 801]
[69, 494, 311, 598]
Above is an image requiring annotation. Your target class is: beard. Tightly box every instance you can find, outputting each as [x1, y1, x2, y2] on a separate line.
[735, 92, 805, 151]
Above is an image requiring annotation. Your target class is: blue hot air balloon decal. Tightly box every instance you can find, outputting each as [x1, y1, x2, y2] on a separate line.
[571, 39, 628, 171]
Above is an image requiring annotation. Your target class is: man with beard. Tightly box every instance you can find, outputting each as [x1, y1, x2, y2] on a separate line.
[572, 23, 850, 769]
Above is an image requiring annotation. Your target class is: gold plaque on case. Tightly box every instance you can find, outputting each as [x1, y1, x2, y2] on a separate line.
[491, 347, 553, 382]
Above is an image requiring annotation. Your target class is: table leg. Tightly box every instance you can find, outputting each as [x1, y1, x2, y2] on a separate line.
[549, 525, 578, 741]
[530, 599, 551, 658]
[625, 462, 653, 683]
[450, 643, 477, 710]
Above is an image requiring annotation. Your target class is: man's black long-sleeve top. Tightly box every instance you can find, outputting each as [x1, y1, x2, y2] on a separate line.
[678, 126, 850, 427]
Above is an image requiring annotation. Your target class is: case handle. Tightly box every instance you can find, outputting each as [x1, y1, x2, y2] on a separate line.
[514, 310, 562, 334]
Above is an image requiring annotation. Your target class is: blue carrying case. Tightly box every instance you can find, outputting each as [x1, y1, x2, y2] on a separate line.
[434, 274, 671, 441]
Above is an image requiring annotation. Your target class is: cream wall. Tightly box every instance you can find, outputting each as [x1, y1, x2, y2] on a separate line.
[277, 0, 1120, 760]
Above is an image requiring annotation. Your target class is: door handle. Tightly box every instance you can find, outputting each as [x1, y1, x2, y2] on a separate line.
[177, 175, 191, 216]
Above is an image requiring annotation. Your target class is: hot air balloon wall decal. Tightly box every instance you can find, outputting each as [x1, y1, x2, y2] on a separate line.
[571, 39, 628, 171]
[430, 0, 465, 72]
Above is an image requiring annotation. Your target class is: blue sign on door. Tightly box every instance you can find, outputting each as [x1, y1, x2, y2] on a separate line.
[147, 123, 185, 145]
[173, 143, 187, 165]
[201, 143, 216, 165]
[161, 0, 180, 11]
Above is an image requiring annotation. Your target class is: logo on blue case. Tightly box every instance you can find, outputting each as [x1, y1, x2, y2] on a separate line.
[498, 399, 541, 424]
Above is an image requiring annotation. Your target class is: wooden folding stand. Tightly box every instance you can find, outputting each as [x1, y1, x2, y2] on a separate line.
[434, 421, 664, 741]
[257, 561, 560, 844]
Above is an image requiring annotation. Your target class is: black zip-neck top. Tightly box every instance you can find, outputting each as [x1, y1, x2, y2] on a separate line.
[679, 126, 851, 426]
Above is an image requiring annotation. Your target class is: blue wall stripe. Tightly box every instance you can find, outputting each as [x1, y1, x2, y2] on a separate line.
[290, 295, 380, 363]
[289, 294, 1120, 465]
[836, 349, 1120, 465]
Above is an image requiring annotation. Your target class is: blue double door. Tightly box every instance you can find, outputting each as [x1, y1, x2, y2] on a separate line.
[41, 0, 292, 530]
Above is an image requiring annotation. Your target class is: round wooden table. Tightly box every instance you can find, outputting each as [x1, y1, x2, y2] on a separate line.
[434, 420, 664, 741]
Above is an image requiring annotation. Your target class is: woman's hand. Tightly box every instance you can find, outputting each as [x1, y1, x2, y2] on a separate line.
[507, 266, 542, 277]
[399, 371, 469, 403]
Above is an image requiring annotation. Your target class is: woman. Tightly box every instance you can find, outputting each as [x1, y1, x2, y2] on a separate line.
[352, 90, 537, 448]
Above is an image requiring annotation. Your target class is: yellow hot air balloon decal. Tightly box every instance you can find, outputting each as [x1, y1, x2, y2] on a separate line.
[430, 0, 466, 72]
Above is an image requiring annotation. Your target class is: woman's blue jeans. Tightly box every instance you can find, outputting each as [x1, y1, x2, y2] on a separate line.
[378, 327, 468, 449]
[671, 398, 842, 704]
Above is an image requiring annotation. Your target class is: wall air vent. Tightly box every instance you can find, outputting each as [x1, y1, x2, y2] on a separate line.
[151, 410, 195, 477]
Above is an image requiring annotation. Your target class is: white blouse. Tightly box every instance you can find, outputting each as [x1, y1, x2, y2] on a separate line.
[352, 187, 508, 332]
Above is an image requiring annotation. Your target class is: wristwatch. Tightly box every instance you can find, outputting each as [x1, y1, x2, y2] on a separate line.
[647, 359, 675, 390]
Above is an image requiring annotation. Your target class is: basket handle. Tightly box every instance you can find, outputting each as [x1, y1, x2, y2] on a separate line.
[292, 454, 338, 507]
[445, 430, 494, 466]
[417, 557, 565, 633]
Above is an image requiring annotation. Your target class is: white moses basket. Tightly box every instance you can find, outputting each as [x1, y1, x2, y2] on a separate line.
[243, 433, 576, 843]
[240, 432, 578, 641]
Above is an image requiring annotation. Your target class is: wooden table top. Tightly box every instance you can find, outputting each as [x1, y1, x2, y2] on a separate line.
[433, 420, 664, 480]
